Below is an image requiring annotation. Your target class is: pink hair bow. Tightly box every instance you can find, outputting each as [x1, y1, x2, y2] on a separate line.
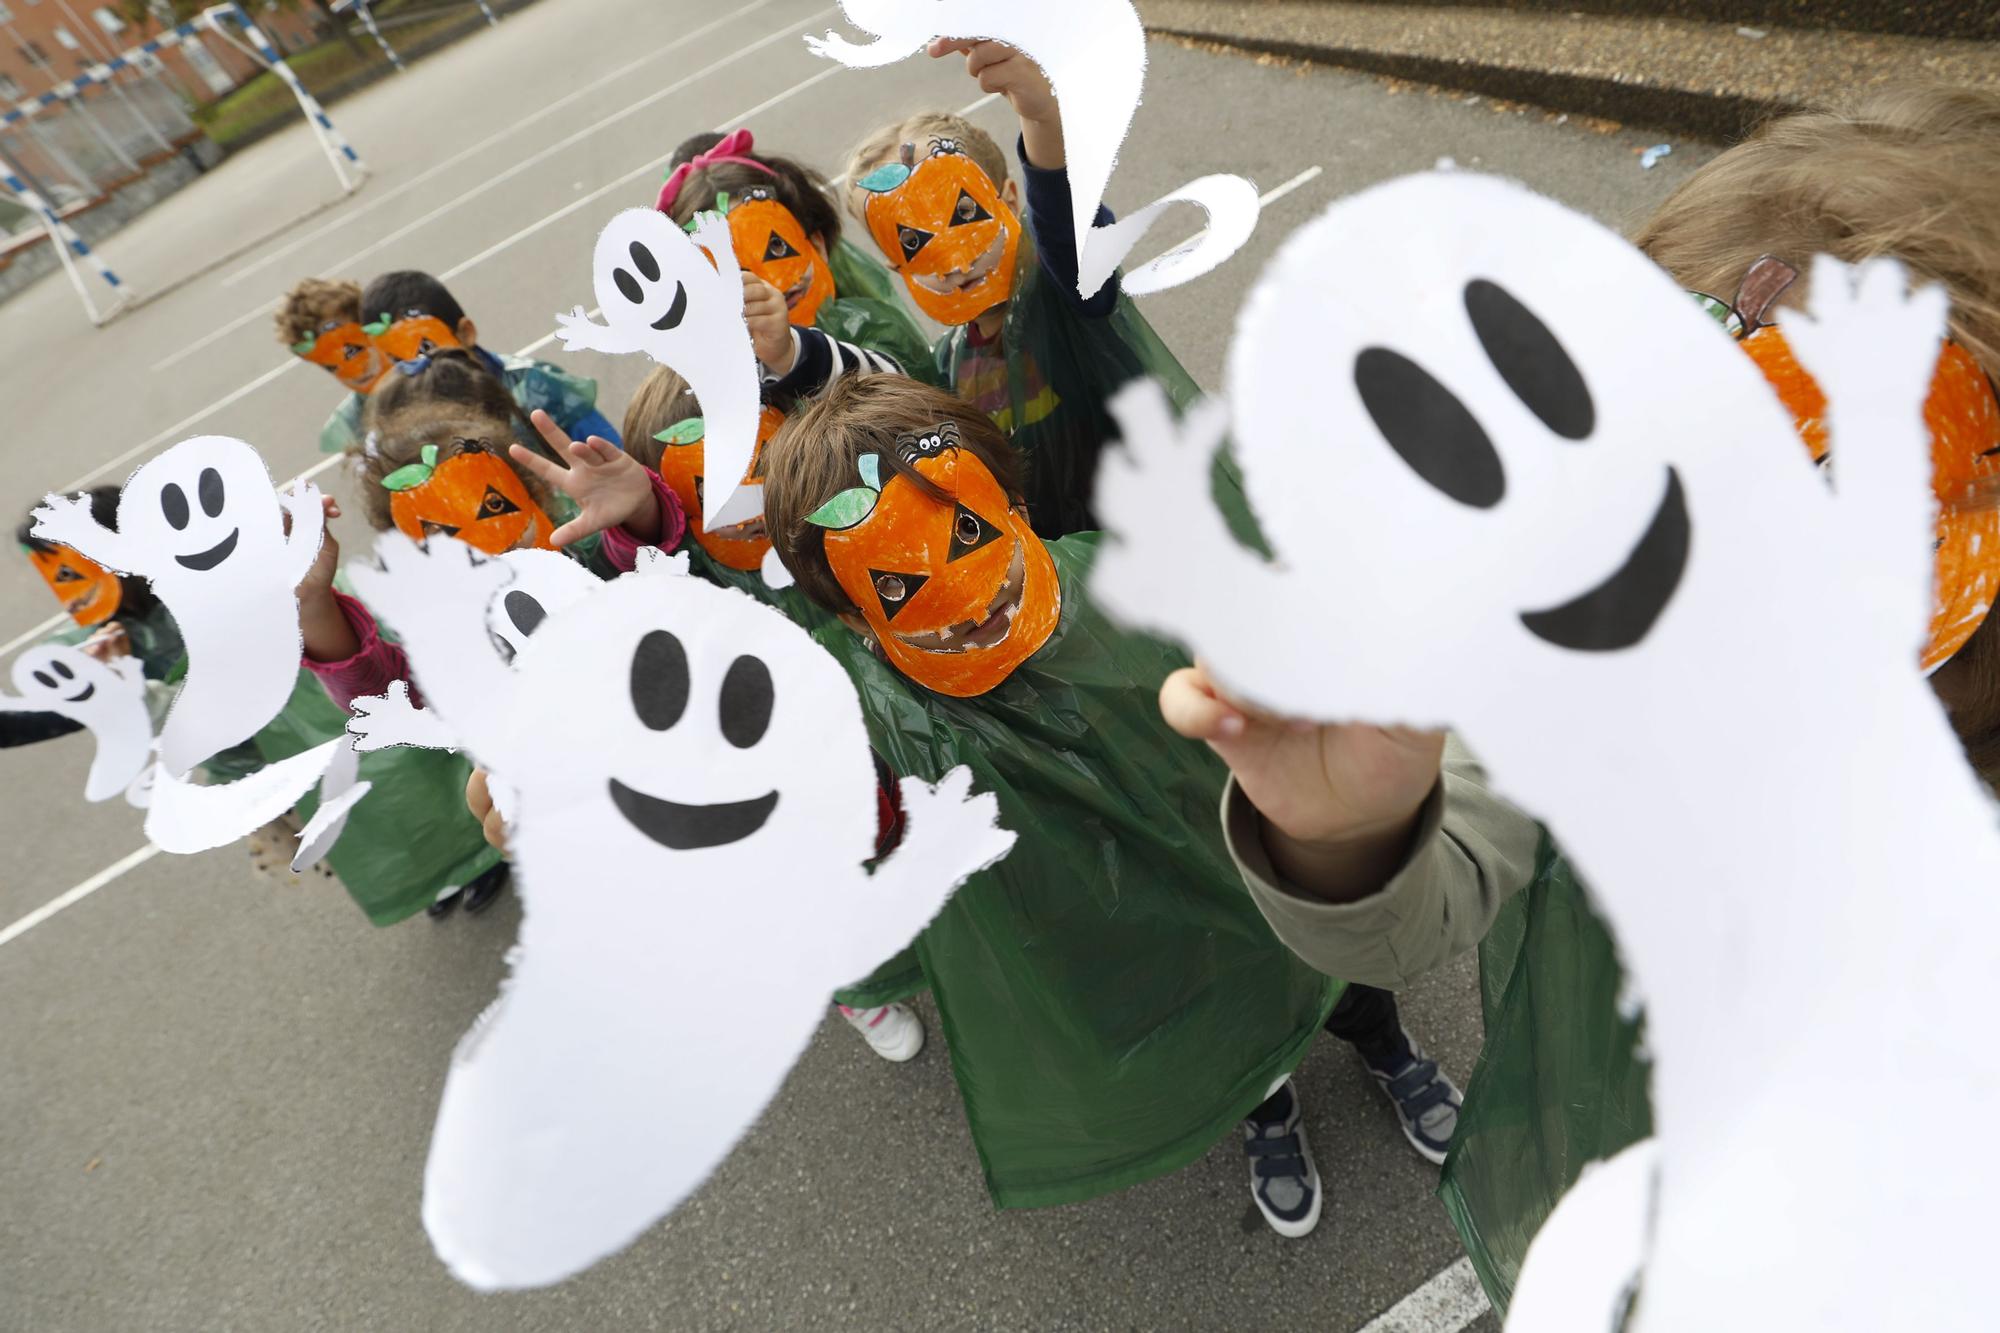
[657, 127, 777, 214]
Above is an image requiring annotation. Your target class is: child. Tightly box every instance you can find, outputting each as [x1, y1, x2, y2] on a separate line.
[1190, 85, 2000, 1308]
[761, 373, 1442, 1236]
[836, 42, 1245, 543]
[657, 126, 937, 385]
[275, 277, 389, 397]
[297, 269, 623, 457]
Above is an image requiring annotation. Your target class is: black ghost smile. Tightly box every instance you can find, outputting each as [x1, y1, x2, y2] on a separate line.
[1519, 467, 1690, 652]
[64, 684, 95, 703]
[174, 529, 239, 571]
[608, 779, 778, 850]
[650, 282, 689, 331]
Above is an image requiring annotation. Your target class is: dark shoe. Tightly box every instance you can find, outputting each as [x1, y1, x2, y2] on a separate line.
[426, 887, 462, 919]
[1364, 1032, 1463, 1165]
[1241, 1078, 1322, 1238]
[462, 862, 510, 915]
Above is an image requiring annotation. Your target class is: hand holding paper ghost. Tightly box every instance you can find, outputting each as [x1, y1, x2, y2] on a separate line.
[932, 38, 1064, 167]
[465, 768, 509, 853]
[741, 273, 796, 373]
[510, 410, 662, 548]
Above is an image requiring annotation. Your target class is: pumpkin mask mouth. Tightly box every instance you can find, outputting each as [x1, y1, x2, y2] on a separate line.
[892, 538, 1026, 654]
[908, 229, 1008, 299]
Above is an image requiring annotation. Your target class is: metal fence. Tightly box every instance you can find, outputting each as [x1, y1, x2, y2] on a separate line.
[0, 69, 199, 223]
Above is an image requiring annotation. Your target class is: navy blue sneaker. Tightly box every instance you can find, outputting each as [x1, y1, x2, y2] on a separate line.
[1240, 1079, 1322, 1238]
[1364, 1034, 1462, 1165]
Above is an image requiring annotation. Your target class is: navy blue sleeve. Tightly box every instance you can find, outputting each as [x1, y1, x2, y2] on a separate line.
[1018, 134, 1118, 320]
[769, 325, 906, 400]
[0, 710, 85, 748]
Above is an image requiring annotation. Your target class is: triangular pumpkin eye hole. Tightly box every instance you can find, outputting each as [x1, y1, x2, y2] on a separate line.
[947, 505, 1001, 562]
[764, 232, 800, 262]
[421, 520, 461, 539]
[870, 569, 929, 620]
[897, 224, 935, 263]
[747, 440, 768, 482]
[950, 189, 992, 227]
[477, 485, 523, 520]
[52, 566, 84, 584]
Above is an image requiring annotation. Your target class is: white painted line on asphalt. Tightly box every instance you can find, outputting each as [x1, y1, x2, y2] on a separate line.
[1352, 1257, 1491, 1333]
[154, 6, 838, 373]
[1153, 164, 1323, 262]
[57, 358, 299, 495]
[0, 844, 161, 951]
[217, 0, 785, 292]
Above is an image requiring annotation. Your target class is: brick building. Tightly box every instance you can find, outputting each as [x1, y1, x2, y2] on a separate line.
[0, 0, 320, 106]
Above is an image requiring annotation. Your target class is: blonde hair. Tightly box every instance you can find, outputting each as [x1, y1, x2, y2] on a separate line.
[842, 113, 1009, 226]
[275, 277, 362, 346]
[621, 365, 702, 474]
[1635, 85, 2000, 378]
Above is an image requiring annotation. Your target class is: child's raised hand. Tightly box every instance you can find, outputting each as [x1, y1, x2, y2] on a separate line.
[512, 410, 662, 547]
[1159, 663, 1446, 901]
[741, 272, 796, 374]
[929, 38, 1062, 167]
[294, 493, 343, 604]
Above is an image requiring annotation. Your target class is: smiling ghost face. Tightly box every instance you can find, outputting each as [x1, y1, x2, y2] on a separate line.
[653, 406, 787, 571]
[26, 542, 121, 626]
[387, 444, 553, 556]
[726, 190, 834, 326]
[295, 320, 390, 393]
[814, 432, 1060, 697]
[860, 143, 1020, 326]
[593, 210, 696, 339]
[117, 436, 282, 579]
[508, 572, 876, 872]
[485, 547, 601, 665]
[11, 642, 120, 713]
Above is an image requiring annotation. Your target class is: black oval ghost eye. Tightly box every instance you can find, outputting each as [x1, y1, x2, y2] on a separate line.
[32, 670, 55, 689]
[1464, 279, 1595, 441]
[719, 655, 774, 749]
[764, 232, 799, 262]
[630, 629, 689, 731]
[197, 467, 225, 518]
[161, 483, 190, 530]
[1354, 347, 1506, 509]
[897, 224, 935, 263]
[52, 659, 73, 681]
[503, 590, 546, 638]
[950, 189, 992, 226]
[614, 267, 645, 305]
[629, 241, 661, 282]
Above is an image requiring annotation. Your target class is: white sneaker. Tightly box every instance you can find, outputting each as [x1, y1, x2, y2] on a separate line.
[839, 1003, 925, 1062]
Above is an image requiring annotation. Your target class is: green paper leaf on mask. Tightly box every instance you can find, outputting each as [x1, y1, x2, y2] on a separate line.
[715, 190, 732, 215]
[857, 454, 882, 492]
[805, 487, 881, 530]
[381, 444, 440, 493]
[653, 417, 706, 446]
[291, 337, 317, 356]
[363, 313, 392, 337]
[856, 163, 911, 194]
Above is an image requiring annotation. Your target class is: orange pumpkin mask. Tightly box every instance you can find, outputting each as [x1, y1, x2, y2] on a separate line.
[724, 188, 835, 327]
[26, 542, 121, 627]
[858, 141, 1019, 326]
[384, 443, 554, 555]
[808, 426, 1059, 697]
[293, 320, 390, 394]
[653, 404, 787, 572]
[1742, 327, 2000, 672]
[367, 310, 463, 366]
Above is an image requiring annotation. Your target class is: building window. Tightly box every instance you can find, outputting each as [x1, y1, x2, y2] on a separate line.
[52, 25, 81, 51]
[0, 73, 20, 100]
[92, 6, 125, 36]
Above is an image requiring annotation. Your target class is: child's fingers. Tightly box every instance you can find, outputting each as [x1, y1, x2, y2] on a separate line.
[1159, 667, 1246, 742]
[963, 40, 1015, 79]
[927, 36, 978, 58]
[508, 441, 570, 488]
[529, 409, 578, 464]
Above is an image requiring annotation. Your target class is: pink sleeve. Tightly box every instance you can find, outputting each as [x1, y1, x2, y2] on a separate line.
[596, 465, 688, 573]
[303, 591, 420, 712]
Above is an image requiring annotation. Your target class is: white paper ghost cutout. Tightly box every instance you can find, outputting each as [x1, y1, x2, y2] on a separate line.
[807, 0, 1261, 298]
[1090, 172, 2000, 1330]
[347, 533, 1015, 1291]
[0, 643, 152, 801]
[30, 436, 324, 779]
[289, 738, 372, 875]
[144, 738, 344, 856]
[553, 208, 763, 530]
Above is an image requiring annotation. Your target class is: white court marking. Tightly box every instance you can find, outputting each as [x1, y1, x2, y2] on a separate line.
[153, 6, 837, 373]
[1353, 1257, 1492, 1333]
[0, 844, 162, 950]
[216, 0, 785, 292]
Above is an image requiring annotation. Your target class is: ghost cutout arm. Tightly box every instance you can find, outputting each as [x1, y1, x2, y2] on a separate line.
[803, 1, 936, 66]
[1093, 381, 1325, 706]
[1080, 174, 1263, 301]
[29, 494, 135, 573]
[277, 482, 328, 585]
[344, 536, 522, 771]
[347, 680, 459, 754]
[828, 767, 1016, 984]
[1777, 256, 1950, 651]
[686, 211, 745, 304]
[554, 305, 643, 357]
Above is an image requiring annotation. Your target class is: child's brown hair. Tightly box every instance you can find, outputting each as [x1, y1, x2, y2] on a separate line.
[351, 351, 552, 532]
[621, 365, 702, 475]
[275, 277, 362, 346]
[663, 150, 845, 248]
[842, 114, 1009, 225]
[1637, 83, 2000, 779]
[764, 374, 1024, 614]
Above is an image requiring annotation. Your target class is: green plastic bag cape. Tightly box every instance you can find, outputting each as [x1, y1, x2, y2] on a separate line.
[1438, 836, 1653, 1317]
[820, 239, 942, 386]
[812, 534, 1340, 1208]
[934, 225, 1260, 548]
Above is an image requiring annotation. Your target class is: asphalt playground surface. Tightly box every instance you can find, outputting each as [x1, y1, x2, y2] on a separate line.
[0, 2, 1719, 1327]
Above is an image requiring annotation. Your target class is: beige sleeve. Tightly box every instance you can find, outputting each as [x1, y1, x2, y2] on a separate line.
[1224, 735, 1543, 989]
